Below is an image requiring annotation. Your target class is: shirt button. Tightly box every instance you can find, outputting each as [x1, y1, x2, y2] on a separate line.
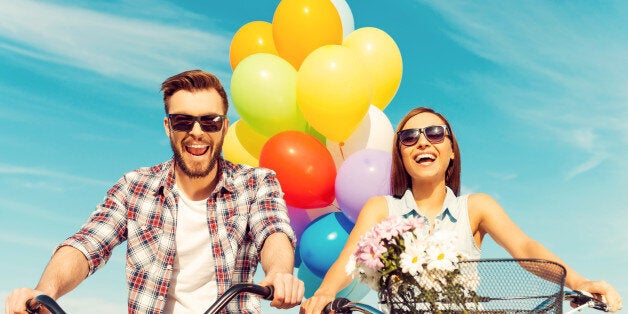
[166, 265, 172, 270]
[140, 225, 147, 231]
[158, 295, 164, 301]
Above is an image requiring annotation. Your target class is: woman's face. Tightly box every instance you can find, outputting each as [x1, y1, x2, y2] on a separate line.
[398, 112, 454, 183]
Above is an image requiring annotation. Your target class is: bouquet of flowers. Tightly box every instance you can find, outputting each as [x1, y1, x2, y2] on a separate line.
[345, 215, 481, 314]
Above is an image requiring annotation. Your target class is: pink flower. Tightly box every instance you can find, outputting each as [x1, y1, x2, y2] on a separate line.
[355, 241, 386, 271]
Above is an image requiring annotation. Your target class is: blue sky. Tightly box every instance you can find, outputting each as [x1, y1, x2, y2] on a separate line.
[1, 0, 626, 313]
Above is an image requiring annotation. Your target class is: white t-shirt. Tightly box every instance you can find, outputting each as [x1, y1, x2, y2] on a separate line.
[164, 187, 217, 313]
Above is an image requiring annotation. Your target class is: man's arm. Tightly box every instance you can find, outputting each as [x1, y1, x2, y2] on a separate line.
[258, 232, 304, 309]
[5, 246, 89, 313]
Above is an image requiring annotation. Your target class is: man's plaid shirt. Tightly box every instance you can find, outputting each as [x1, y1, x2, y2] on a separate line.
[60, 158, 296, 313]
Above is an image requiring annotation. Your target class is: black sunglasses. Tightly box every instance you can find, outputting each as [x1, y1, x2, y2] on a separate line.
[397, 125, 449, 146]
[168, 114, 226, 133]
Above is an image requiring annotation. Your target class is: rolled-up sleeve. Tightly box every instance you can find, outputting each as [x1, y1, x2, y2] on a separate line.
[58, 176, 129, 275]
[248, 168, 296, 252]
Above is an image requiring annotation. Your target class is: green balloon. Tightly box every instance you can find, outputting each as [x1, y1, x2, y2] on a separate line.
[231, 53, 307, 137]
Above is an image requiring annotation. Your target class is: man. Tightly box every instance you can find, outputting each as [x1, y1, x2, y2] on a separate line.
[6, 70, 304, 313]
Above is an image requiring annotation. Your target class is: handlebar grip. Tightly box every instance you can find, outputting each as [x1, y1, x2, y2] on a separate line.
[323, 298, 351, 314]
[261, 285, 274, 300]
[565, 290, 609, 312]
[26, 295, 67, 314]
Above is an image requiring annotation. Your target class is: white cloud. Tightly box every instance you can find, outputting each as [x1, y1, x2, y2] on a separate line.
[0, 0, 232, 87]
[420, 0, 628, 178]
[0, 162, 111, 187]
[564, 153, 607, 181]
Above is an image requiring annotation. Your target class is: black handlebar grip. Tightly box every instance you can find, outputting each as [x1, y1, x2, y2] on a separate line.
[262, 285, 274, 300]
[323, 298, 351, 314]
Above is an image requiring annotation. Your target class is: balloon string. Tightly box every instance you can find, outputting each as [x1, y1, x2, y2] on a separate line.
[339, 142, 346, 160]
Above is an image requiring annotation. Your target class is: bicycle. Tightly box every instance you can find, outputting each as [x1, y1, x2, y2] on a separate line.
[323, 259, 609, 313]
[25, 283, 274, 314]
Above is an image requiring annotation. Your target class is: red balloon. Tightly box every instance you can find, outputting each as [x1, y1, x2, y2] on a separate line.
[260, 131, 336, 208]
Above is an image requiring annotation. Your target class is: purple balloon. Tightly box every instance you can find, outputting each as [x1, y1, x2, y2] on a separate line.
[335, 149, 391, 222]
[287, 205, 311, 241]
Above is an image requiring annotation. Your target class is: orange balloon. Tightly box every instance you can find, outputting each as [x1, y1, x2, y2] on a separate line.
[272, 0, 343, 69]
[230, 21, 278, 70]
[259, 131, 336, 209]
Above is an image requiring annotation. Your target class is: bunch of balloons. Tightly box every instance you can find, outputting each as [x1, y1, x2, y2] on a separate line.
[222, 0, 402, 300]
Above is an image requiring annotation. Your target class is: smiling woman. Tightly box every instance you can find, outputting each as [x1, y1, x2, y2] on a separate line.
[299, 107, 623, 313]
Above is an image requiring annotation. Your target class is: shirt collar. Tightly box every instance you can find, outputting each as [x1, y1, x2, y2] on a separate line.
[400, 187, 458, 223]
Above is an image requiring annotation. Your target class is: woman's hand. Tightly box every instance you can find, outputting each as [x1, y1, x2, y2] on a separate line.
[574, 280, 622, 312]
[300, 293, 336, 314]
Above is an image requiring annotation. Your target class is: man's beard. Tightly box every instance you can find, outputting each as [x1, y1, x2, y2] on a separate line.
[171, 136, 224, 179]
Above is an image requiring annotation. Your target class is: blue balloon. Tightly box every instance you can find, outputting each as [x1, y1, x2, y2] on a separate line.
[294, 244, 302, 268]
[299, 212, 354, 277]
[297, 263, 371, 300]
[297, 263, 324, 298]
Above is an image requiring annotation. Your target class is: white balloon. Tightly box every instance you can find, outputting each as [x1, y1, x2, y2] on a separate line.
[330, 0, 355, 38]
[327, 105, 394, 169]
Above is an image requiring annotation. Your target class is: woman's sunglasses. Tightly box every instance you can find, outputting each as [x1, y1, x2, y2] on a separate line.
[397, 125, 449, 146]
[168, 114, 226, 133]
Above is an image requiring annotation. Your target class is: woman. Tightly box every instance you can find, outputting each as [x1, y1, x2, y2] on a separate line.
[300, 107, 622, 313]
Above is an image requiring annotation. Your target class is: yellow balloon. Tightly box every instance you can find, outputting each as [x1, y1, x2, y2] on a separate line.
[230, 21, 278, 70]
[272, 0, 343, 69]
[235, 119, 267, 158]
[343, 27, 402, 110]
[223, 120, 268, 167]
[297, 45, 372, 142]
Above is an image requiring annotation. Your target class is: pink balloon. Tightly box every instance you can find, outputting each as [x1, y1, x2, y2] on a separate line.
[335, 149, 391, 222]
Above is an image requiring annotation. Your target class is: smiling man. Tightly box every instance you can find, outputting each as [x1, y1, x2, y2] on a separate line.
[5, 70, 304, 314]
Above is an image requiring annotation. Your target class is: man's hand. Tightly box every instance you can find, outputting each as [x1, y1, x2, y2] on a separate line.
[258, 272, 304, 309]
[5, 288, 50, 314]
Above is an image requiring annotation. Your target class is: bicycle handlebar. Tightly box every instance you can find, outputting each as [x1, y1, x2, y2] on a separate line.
[564, 290, 609, 312]
[322, 290, 609, 314]
[25, 283, 274, 314]
[204, 283, 274, 314]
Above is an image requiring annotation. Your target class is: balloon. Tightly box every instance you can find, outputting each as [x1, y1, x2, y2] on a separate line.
[327, 105, 394, 169]
[335, 149, 392, 223]
[305, 203, 340, 221]
[343, 27, 402, 110]
[231, 53, 307, 137]
[272, 0, 343, 69]
[294, 244, 302, 268]
[297, 45, 372, 142]
[297, 262, 323, 298]
[337, 277, 371, 301]
[297, 262, 369, 300]
[259, 131, 336, 208]
[330, 0, 355, 38]
[223, 120, 268, 167]
[299, 212, 354, 277]
[229, 21, 278, 70]
[287, 205, 312, 241]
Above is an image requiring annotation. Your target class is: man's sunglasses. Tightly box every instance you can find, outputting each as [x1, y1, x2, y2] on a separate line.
[397, 125, 449, 146]
[168, 114, 226, 133]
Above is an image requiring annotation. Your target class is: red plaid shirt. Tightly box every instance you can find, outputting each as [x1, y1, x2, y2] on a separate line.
[60, 158, 296, 313]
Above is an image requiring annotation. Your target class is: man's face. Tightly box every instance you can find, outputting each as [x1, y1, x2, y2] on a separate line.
[163, 89, 228, 179]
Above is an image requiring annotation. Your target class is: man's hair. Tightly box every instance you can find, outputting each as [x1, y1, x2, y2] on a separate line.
[390, 107, 461, 197]
[160, 69, 228, 114]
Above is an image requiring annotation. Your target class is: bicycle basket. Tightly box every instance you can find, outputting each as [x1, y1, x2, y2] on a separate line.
[378, 259, 566, 314]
